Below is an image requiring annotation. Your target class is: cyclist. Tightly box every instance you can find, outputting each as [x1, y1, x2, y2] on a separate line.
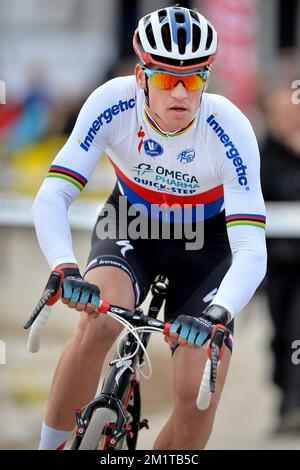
[32, 6, 267, 450]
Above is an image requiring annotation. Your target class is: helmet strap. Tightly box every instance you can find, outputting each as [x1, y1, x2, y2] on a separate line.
[144, 77, 163, 123]
[144, 75, 150, 107]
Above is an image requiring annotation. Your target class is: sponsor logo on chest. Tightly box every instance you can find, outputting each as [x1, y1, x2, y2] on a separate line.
[131, 163, 200, 194]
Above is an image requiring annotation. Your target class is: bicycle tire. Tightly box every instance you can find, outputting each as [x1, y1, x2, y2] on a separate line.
[78, 408, 118, 450]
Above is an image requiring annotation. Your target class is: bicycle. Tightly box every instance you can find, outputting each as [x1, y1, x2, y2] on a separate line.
[24, 270, 228, 450]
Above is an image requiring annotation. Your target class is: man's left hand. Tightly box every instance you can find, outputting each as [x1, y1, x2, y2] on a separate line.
[166, 305, 229, 348]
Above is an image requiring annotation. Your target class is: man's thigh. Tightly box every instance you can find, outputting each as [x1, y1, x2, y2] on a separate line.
[164, 254, 234, 334]
[76, 266, 135, 340]
[84, 265, 135, 309]
[85, 216, 155, 306]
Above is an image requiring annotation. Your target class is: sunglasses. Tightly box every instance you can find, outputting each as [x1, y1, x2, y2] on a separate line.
[142, 66, 210, 91]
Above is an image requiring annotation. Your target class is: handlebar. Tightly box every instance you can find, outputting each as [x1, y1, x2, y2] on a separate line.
[24, 270, 228, 410]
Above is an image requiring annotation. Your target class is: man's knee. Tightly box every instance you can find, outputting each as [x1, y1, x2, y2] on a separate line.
[70, 266, 136, 355]
[172, 346, 231, 423]
[72, 314, 122, 356]
[174, 382, 217, 423]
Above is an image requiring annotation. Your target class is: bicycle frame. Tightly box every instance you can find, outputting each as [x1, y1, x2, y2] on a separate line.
[70, 275, 168, 450]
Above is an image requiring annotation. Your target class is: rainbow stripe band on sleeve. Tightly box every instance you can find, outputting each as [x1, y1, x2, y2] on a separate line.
[47, 165, 88, 191]
[226, 214, 266, 229]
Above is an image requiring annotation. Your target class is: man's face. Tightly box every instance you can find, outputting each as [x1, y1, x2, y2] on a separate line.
[135, 63, 206, 132]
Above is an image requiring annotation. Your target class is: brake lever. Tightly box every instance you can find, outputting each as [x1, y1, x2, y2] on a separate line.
[23, 270, 63, 329]
[207, 325, 227, 393]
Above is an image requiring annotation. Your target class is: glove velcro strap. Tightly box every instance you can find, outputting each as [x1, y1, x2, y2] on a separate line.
[61, 267, 82, 279]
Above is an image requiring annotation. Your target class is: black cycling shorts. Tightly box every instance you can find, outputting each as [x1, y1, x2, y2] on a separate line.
[85, 185, 234, 337]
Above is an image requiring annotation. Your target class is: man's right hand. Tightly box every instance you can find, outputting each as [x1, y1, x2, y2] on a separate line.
[56, 264, 100, 319]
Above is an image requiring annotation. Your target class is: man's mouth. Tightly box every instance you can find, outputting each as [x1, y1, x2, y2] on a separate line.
[169, 106, 188, 112]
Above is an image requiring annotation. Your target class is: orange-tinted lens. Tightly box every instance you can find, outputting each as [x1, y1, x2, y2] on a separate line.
[149, 72, 206, 91]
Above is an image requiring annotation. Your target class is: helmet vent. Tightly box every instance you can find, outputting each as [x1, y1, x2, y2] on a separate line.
[175, 12, 185, 24]
[190, 10, 199, 22]
[146, 23, 157, 49]
[158, 9, 167, 23]
[192, 24, 201, 52]
[143, 15, 150, 26]
[206, 24, 213, 50]
[161, 23, 172, 52]
[178, 28, 187, 55]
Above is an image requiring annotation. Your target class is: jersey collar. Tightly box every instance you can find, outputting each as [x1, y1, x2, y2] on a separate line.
[144, 109, 198, 137]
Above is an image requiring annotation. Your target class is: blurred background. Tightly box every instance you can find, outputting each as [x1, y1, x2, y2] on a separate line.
[0, 0, 300, 450]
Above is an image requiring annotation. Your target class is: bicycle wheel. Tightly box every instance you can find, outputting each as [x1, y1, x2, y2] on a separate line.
[78, 408, 119, 450]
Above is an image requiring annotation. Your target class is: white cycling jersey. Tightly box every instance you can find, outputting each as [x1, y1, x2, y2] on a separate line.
[32, 75, 267, 317]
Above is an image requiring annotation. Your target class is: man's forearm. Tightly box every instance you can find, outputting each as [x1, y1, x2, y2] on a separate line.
[32, 179, 78, 269]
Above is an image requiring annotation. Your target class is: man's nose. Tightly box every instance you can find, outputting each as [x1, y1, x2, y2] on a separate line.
[171, 81, 188, 99]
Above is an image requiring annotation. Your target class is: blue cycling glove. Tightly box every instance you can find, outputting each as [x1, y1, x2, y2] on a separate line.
[170, 305, 229, 347]
[61, 267, 100, 307]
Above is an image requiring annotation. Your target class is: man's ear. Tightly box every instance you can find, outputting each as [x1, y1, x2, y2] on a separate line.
[135, 64, 146, 90]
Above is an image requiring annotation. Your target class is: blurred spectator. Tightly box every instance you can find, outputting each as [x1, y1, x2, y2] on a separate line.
[4, 65, 51, 156]
[260, 51, 300, 434]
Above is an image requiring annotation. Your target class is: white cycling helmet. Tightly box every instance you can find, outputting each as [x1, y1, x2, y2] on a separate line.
[133, 6, 217, 71]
